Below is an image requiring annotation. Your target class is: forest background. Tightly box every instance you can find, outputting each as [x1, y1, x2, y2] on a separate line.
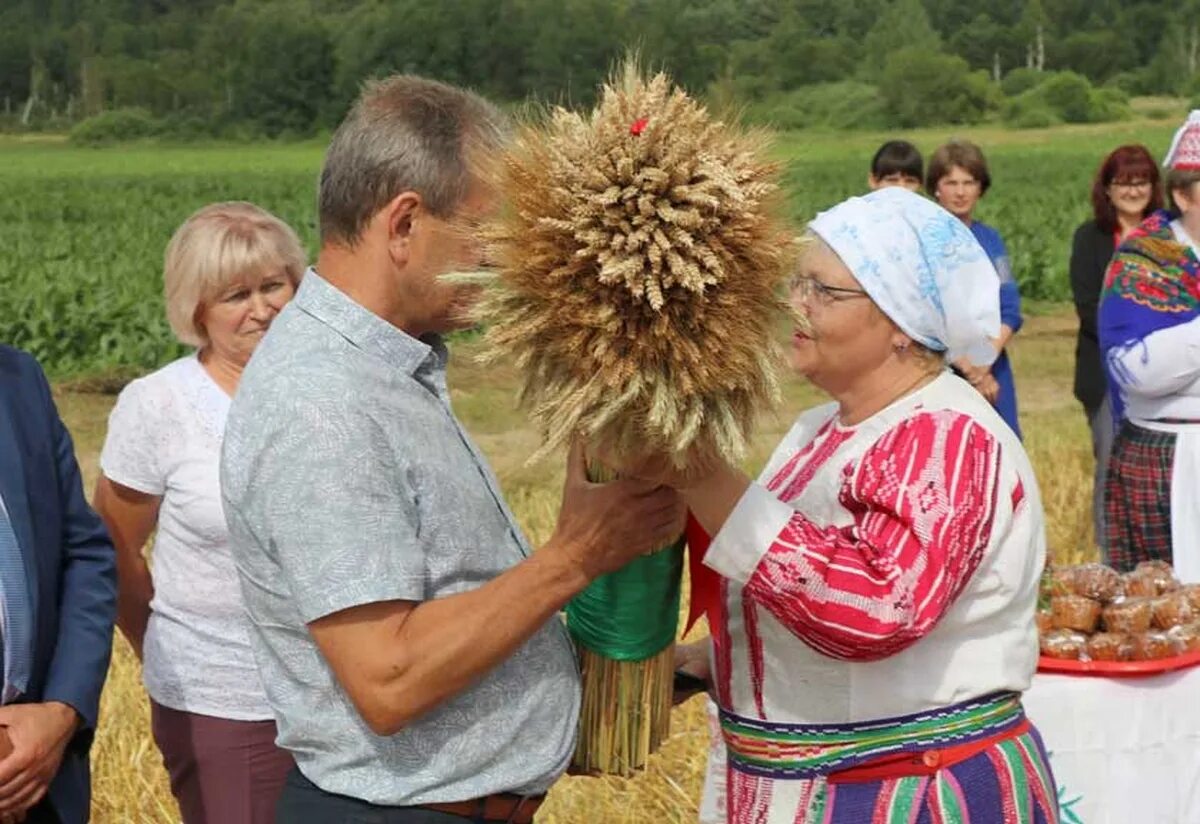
[5, 0, 1200, 141]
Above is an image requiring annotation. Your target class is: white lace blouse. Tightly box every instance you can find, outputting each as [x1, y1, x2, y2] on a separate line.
[100, 354, 273, 720]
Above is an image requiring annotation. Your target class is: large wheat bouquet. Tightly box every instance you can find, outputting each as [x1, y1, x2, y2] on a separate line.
[479, 61, 792, 774]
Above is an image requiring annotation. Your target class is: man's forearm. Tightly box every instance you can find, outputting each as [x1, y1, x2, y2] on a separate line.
[313, 443, 685, 736]
[326, 544, 589, 736]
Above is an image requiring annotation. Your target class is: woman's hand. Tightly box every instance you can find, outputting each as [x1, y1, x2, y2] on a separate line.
[953, 357, 991, 387]
[953, 357, 1001, 406]
[975, 373, 1001, 405]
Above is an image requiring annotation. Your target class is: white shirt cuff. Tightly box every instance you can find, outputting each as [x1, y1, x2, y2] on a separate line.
[703, 483, 795, 585]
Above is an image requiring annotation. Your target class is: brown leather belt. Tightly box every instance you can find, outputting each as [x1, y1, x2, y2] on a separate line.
[420, 792, 543, 823]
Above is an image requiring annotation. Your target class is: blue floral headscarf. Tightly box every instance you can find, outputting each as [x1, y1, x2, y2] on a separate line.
[809, 187, 1001, 366]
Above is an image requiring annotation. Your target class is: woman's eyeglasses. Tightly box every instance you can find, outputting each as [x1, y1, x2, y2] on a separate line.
[1109, 179, 1151, 191]
[790, 275, 869, 304]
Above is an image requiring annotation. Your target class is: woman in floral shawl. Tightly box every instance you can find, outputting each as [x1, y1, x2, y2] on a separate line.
[1099, 111, 1200, 580]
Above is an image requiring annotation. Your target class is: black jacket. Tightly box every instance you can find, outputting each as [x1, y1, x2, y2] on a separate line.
[1070, 219, 1117, 410]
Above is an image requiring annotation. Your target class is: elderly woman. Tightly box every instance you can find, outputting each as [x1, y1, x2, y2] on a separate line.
[1070, 145, 1161, 551]
[672, 189, 1055, 822]
[927, 140, 1024, 439]
[1100, 112, 1200, 581]
[93, 202, 305, 824]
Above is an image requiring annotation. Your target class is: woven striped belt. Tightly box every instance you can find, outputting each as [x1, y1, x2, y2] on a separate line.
[720, 691, 1025, 780]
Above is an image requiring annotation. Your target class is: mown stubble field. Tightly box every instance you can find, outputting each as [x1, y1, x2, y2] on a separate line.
[55, 312, 1093, 823]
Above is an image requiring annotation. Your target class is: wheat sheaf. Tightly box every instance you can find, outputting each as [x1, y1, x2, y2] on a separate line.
[479, 61, 793, 468]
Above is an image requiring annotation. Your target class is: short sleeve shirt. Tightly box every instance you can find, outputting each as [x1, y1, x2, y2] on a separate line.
[220, 271, 580, 805]
[100, 355, 273, 719]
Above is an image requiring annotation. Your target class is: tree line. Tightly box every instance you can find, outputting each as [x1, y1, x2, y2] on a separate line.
[4, 0, 1200, 138]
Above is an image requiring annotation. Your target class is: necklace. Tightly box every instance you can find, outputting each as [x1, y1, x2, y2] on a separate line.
[838, 368, 940, 427]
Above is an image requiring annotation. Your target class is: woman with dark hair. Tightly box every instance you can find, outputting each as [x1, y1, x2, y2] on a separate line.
[1100, 112, 1200, 579]
[1069, 145, 1161, 551]
[927, 139, 1023, 438]
[868, 139, 923, 192]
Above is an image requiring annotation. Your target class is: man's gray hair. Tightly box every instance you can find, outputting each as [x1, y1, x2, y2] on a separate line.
[318, 75, 505, 245]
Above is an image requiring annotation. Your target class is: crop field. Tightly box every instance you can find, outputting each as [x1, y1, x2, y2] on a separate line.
[2, 119, 1179, 379]
[9, 118, 1179, 822]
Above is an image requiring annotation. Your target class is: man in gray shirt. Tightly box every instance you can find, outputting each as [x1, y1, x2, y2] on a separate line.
[220, 76, 683, 823]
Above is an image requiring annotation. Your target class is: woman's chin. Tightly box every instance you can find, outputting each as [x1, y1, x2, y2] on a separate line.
[788, 347, 815, 375]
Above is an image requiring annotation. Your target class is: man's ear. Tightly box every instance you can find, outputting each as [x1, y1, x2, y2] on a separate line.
[383, 191, 422, 266]
[867, 174, 880, 191]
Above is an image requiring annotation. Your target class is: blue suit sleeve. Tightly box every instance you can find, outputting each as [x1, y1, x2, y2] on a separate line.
[31, 360, 117, 731]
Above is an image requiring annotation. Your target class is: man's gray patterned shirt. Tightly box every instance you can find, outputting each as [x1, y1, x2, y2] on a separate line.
[221, 270, 580, 805]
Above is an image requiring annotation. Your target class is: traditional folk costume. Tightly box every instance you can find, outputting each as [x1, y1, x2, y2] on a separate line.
[1099, 112, 1200, 580]
[695, 190, 1058, 824]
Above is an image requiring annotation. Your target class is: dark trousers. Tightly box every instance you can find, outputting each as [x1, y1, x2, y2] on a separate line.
[151, 700, 294, 824]
[276, 767, 476, 823]
[26, 800, 60, 824]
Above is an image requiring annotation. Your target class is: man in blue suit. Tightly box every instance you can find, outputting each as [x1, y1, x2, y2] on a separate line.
[0, 346, 116, 824]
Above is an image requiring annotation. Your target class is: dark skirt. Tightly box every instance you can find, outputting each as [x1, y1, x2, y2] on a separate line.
[1104, 419, 1175, 572]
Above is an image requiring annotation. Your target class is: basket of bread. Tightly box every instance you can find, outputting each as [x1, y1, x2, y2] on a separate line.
[1038, 560, 1200, 675]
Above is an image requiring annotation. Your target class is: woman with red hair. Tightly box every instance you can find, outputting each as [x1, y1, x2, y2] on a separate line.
[1069, 145, 1160, 553]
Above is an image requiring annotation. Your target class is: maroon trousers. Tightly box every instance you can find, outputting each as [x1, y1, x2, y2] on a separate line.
[150, 700, 294, 824]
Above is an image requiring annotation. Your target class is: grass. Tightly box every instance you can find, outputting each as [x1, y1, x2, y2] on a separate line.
[54, 310, 1098, 823]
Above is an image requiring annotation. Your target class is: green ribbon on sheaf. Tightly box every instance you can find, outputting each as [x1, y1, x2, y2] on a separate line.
[566, 536, 685, 662]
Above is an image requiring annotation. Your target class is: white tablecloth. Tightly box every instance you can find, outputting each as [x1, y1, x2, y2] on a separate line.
[698, 667, 1200, 824]
[1024, 666, 1200, 824]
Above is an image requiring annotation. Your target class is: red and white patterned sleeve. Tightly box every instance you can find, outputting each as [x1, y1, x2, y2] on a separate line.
[703, 410, 1011, 662]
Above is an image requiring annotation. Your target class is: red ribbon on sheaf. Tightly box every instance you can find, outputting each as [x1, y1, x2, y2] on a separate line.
[630, 117, 649, 136]
[684, 513, 720, 635]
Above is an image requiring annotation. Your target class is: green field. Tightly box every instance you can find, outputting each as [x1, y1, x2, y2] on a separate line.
[0, 119, 1180, 379]
[11, 122, 1165, 821]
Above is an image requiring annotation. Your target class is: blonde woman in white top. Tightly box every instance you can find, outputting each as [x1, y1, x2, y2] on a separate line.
[94, 202, 304, 824]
